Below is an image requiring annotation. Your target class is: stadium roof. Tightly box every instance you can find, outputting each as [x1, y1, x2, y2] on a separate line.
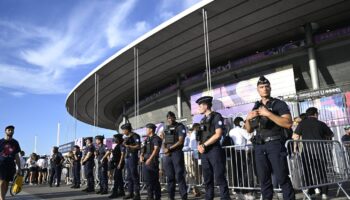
[66, 0, 350, 130]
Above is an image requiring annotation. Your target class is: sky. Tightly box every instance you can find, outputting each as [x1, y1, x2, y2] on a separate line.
[0, 0, 202, 155]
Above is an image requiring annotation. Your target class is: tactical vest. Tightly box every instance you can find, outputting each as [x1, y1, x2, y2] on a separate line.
[198, 112, 217, 144]
[145, 136, 155, 155]
[164, 124, 180, 144]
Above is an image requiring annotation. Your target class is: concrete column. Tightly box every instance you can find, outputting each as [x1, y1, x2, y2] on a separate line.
[305, 23, 320, 90]
[177, 75, 182, 118]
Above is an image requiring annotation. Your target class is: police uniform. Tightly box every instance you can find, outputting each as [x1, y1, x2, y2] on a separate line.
[49, 147, 64, 187]
[163, 112, 188, 200]
[96, 135, 109, 194]
[122, 123, 141, 199]
[196, 96, 231, 200]
[109, 134, 126, 198]
[250, 76, 295, 200]
[72, 145, 82, 188]
[142, 123, 162, 200]
[83, 138, 95, 192]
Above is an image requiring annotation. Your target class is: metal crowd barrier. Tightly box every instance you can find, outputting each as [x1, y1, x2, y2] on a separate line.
[343, 141, 350, 175]
[285, 140, 350, 200]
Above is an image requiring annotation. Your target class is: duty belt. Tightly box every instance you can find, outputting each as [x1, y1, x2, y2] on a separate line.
[263, 135, 281, 143]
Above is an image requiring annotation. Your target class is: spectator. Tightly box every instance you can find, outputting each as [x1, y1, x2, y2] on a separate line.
[294, 107, 334, 199]
[229, 117, 254, 200]
[49, 146, 64, 187]
[341, 125, 350, 143]
[183, 123, 201, 197]
[27, 153, 38, 185]
[0, 125, 22, 200]
[18, 151, 26, 175]
[37, 155, 48, 184]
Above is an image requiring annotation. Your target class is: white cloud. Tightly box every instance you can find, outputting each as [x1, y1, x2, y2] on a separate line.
[0, 0, 151, 95]
[158, 0, 202, 21]
[106, 0, 150, 48]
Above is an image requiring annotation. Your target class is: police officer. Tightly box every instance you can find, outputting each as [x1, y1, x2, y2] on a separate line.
[196, 96, 231, 200]
[108, 134, 126, 199]
[162, 111, 187, 200]
[71, 145, 82, 189]
[81, 137, 95, 192]
[121, 123, 141, 200]
[49, 146, 64, 187]
[140, 123, 162, 200]
[95, 135, 109, 195]
[245, 76, 295, 200]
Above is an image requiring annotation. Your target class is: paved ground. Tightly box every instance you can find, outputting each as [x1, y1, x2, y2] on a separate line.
[6, 183, 350, 200]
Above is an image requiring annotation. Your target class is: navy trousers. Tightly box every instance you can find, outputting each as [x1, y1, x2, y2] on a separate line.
[72, 163, 81, 186]
[143, 159, 161, 200]
[163, 150, 187, 199]
[125, 154, 140, 194]
[84, 161, 95, 190]
[254, 140, 295, 200]
[201, 145, 231, 200]
[98, 162, 108, 191]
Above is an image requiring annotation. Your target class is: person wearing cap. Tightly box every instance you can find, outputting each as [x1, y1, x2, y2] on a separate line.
[162, 111, 188, 200]
[108, 134, 126, 199]
[245, 76, 295, 200]
[121, 123, 141, 200]
[81, 137, 95, 192]
[341, 126, 350, 143]
[95, 135, 109, 195]
[49, 146, 64, 187]
[71, 145, 82, 189]
[195, 96, 231, 200]
[140, 123, 162, 200]
[0, 125, 22, 200]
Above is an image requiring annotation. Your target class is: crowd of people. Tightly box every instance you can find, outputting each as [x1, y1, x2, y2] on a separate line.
[1, 76, 350, 200]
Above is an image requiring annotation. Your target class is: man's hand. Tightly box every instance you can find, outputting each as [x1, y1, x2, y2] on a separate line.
[117, 164, 122, 169]
[145, 158, 151, 166]
[246, 110, 259, 121]
[163, 148, 170, 155]
[257, 106, 272, 118]
[139, 156, 144, 163]
[198, 144, 205, 154]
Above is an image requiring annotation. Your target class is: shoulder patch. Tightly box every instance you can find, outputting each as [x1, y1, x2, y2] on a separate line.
[182, 129, 186, 133]
[218, 121, 223, 126]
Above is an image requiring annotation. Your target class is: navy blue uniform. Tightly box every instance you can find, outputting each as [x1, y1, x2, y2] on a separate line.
[111, 143, 126, 194]
[73, 151, 82, 187]
[199, 112, 230, 200]
[163, 122, 187, 200]
[143, 134, 162, 200]
[125, 133, 141, 195]
[49, 152, 64, 187]
[83, 144, 95, 190]
[252, 98, 295, 200]
[97, 144, 108, 192]
[0, 138, 21, 182]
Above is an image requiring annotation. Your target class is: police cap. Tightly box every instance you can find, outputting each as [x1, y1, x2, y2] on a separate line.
[53, 146, 59, 150]
[257, 76, 270, 86]
[195, 96, 213, 105]
[145, 123, 157, 131]
[113, 134, 123, 142]
[121, 123, 132, 131]
[95, 135, 104, 141]
[166, 111, 176, 118]
[344, 125, 350, 130]
[5, 125, 15, 130]
[73, 145, 80, 149]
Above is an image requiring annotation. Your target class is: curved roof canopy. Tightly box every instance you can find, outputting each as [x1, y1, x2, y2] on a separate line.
[66, 0, 350, 130]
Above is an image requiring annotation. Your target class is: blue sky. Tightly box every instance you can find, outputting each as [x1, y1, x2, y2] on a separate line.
[0, 0, 201, 155]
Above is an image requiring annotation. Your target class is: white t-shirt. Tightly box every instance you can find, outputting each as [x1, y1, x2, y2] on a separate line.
[182, 131, 198, 151]
[229, 127, 252, 148]
[26, 157, 37, 168]
[37, 158, 48, 168]
[19, 156, 26, 169]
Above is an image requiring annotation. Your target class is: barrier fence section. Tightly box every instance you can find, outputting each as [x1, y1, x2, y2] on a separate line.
[285, 140, 350, 200]
[343, 141, 350, 175]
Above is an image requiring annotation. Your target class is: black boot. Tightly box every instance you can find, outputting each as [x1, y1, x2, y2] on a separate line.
[109, 191, 119, 199]
[133, 193, 141, 200]
[123, 193, 134, 199]
[118, 190, 125, 197]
